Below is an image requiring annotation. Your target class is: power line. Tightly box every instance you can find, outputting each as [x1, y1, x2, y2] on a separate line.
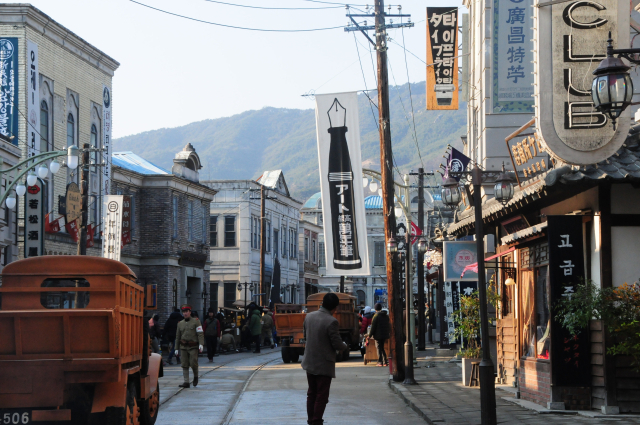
[203, 0, 342, 9]
[400, 18, 423, 169]
[353, 32, 378, 132]
[130, 0, 349, 32]
[300, 0, 367, 5]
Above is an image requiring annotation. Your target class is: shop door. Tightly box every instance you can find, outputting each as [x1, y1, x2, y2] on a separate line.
[496, 266, 521, 386]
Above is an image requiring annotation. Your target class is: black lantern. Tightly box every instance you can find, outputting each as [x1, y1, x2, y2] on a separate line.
[386, 235, 398, 254]
[592, 34, 634, 127]
[441, 176, 461, 208]
[493, 163, 514, 206]
[417, 237, 428, 254]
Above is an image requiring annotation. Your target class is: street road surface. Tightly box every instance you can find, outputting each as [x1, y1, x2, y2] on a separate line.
[157, 349, 424, 424]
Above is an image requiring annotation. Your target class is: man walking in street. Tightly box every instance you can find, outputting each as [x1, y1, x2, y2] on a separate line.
[204, 308, 221, 362]
[262, 309, 275, 349]
[175, 305, 204, 388]
[249, 307, 263, 353]
[163, 308, 183, 365]
[301, 293, 349, 425]
[368, 303, 390, 367]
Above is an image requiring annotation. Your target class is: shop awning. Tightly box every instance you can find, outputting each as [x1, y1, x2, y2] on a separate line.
[500, 222, 548, 245]
[460, 247, 516, 278]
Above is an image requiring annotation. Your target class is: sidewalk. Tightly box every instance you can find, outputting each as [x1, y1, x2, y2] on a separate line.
[388, 346, 640, 425]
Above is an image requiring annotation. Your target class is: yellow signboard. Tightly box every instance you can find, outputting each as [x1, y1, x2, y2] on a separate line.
[426, 7, 459, 110]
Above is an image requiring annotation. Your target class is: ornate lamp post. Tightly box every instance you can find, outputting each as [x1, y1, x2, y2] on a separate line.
[238, 282, 255, 311]
[441, 164, 515, 425]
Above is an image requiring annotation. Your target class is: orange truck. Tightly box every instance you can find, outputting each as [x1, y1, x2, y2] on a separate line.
[0, 256, 162, 425]
[275, 292, 359, 364]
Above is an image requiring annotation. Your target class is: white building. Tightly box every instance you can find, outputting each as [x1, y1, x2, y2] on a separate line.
[203, 171, 302, 309]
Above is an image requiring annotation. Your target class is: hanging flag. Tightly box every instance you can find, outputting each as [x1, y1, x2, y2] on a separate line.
[87, 224, 95, 248]
[443, 147, 471, 182]
[122, 229, 131, 246]
[65, 219, 79, 243]
[410, 222, 423, 245]
[314, 92, 370, 276]
[44, 213, 61, 234]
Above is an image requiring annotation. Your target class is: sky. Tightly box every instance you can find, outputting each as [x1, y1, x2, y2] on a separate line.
[16, 0, 464, 138]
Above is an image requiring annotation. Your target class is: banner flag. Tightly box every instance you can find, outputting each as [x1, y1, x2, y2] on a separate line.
[443, 147, 471, 182]
[314, 92, 370, 276]
[102, 195, 123, 261]
[426, 7, 459, 110]
[27, 40, 40, 158]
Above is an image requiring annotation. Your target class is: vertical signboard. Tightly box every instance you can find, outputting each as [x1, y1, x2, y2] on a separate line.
[426, 7, 458, 110]
[102, 85, 112, 220]
[547, 215, 589, 386]
[443, 241, 478, 282]
[314, 92, 370, 276]
[493, 0, 534, 113]
[0, 38, 19, 144]
[24, 179, 44, 257]
[102, 195, 123, 261]
[27, 40, 39, 157]
[534, 0, 629, 165]
[122, 195, 131, 245]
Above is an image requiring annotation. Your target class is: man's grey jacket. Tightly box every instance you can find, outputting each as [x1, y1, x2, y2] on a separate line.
[301, 306, 349, 378]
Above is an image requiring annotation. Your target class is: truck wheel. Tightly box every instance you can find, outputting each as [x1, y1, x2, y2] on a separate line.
[140, 382, 159, 425]
[281, 347, 292, 363]
[125, 383, 141, 425]
[291, 352, 300, 363]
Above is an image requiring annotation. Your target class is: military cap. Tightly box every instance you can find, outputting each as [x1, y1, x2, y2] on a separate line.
[181, 304, 192, 311]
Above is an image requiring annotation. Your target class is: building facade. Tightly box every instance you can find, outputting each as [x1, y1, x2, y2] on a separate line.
[298, 219, 322, 301]
[204, 170, 302, 309]
[111, 144, 216, 323]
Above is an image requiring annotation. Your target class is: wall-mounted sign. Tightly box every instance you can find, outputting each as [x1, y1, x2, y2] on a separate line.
[534, 0, 629, 165]
[0, 38, 19, 145]
[102, 195, 123, 261]
[507, 133, 550, 184]
[27, 40, 39, 158]
[24, 179, 44, 258]
[443, 241, 478, 282]
[122, 195, 131, 246]
[65, 183, 81, 224]
[426, 7, 459, 110]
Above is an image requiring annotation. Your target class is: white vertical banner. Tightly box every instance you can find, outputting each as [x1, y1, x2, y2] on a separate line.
[27, 40, 39, 157]
[102, 195, 123, 261]
[102, 85, 112, 237]
[315, 92, 369, 276]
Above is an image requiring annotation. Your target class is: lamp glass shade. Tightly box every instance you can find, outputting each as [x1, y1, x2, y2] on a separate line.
[494, 180, 514, 205]
[26, 171, 37, 187]
[592, 72, 634, 120]
[49, 159, 61, 174]
[441, 185, 461, 207]
[67, 145, 79, 170]
[505, 277, 516, 286]
[362, 177, 369, 188]
[5, 196, 16, 210]
[369, 181, 378, 192]
[387, 238, 398, 254]
[37, 164, 49, 179]
[417, 238, 427, 253]
[15, 183, 26, 197]
[394, 206, 403, 218]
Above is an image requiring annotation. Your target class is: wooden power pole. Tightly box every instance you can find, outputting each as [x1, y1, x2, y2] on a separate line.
[375, 0, 404, 382]
[77, 143, 90, 255]
[259, 185, 267, 306]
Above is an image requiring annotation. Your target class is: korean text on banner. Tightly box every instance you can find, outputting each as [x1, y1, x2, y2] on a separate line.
[102, 85, 112, 231]
[426, 7, 458, 110]
[102, 195, 123, 261]
[0, 38, 19, 144]
[27, 40, 40, 157]
[314, 92, 370, 276]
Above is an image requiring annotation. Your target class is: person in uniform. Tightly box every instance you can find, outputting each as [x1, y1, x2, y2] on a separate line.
[174, 304, 204, 388]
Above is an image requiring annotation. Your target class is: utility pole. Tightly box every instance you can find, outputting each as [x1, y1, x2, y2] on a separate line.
[416, 168, 425, 350]
[259, 185, 266, 306]
[339, 275, 344, 293]
[77, 143, 89, 255]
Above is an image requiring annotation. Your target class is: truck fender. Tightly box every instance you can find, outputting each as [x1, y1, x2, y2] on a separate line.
[91, 369, 129, 413]
[141, 353, 162, 399]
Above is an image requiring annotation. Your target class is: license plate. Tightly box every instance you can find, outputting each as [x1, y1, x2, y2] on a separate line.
[299, 338, 306, 343]
[0, 410, 30, 424]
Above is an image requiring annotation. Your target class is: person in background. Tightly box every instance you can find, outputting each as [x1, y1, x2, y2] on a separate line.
[163, 308, 183, 365]
[175, 305, 204, 388]
[203, 308, 221, 363]
[368, 303, 390, 367]
[301, 293, 349, 425]
[262, 309, 275, 349]
[149, 314, 160, 354]
[360, 306, 374, 335]
[220, 328, 238, 352]
[250, 307, 263, 353]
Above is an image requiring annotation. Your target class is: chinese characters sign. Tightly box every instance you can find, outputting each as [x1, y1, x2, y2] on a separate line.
[102, 85, 112, 230]
[492, 0, 534, 113]
[27, 40, 39, 158]
[443, 241, 478, 282]
[65, 183, 81, 224]
[122, 195, 131, 246]
[547, 215, 589, 386]
[24, 179, 44, 258]
[426, 7, 458, 110]
[507, 133, 550, 182]
[0, 38, 18, 144]
[102, 195, 123, 261]
[314, 92, 370, 276]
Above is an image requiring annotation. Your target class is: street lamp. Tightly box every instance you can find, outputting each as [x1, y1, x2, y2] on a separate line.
[493, 164, 514, 206]
[441, 165, 515, 425]
[26, 171, 37, 187]
[238, 282, 255, 311]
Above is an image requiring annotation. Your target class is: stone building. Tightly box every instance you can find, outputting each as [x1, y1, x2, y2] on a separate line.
[203, 171, 302, 310]
[0, 4, 119, 259]
[0, 140, 21, 273]
[298, 218, 322, 301]
[111, 144, 216, 323]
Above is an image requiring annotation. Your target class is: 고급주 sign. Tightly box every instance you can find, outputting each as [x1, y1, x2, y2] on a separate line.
[533, 0, 629, 165]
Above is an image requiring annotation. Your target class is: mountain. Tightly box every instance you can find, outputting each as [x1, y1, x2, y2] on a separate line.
[113, 82, 467, 202]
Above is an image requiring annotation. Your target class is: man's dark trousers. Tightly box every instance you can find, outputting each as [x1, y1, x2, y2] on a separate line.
[252, 334, 261, 352]
[375, 339, 388, 364]
[306, 372, 332, 424]
[205, 335, 217, 360]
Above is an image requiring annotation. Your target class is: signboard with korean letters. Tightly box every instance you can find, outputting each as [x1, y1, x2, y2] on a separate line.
[24, 179, 45, 257]
[547, 215, 589, 386]
[102, 195, 123, 261]
[493, 0, 534, 113]
[426, 7, 458, 110]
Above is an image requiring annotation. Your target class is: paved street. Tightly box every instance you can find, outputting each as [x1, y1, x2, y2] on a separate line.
[157, 349, 425, 424]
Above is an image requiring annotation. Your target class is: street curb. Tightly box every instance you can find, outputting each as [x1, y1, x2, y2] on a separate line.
[388, 380, 438, 424]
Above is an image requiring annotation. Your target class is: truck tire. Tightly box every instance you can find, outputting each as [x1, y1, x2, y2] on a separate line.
[105, 382, 138, 425]
[281, 347, 292, 363]
[140, 382, 159, 425]
[291, 352, 300, 363]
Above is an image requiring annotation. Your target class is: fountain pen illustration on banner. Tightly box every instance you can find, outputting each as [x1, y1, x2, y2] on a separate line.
[327, 98, 361, 270]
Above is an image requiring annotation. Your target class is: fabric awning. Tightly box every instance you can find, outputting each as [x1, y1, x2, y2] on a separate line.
[460, 247, 516, 278]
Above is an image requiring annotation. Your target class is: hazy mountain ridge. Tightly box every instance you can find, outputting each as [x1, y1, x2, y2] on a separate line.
[114, 82, 467, 201]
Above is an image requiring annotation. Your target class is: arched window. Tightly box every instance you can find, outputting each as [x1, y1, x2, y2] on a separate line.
[40, 101, 48, 153]
[356, 290, 366, 307]
[66, 114, 75, 147]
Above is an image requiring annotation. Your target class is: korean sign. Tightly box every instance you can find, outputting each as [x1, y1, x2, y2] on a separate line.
[102, 195, 123, 261]
[534, 0, 628, 165]
[24, 178, 44, 258]
[27, 40, 39, 158]
[443, 241, 478, 282]
[492, 0, 534, 113]
[426, 7, 458, 110]
[547, 215, 589, 386]
[0, 38, 18, 144]
[443, 281, 478, 345]
[314, 92, 370, 276]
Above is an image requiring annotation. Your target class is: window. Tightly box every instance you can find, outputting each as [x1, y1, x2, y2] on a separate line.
[319, 242, 325, 267]
[266, 220, 271, 252]
[290, 228, 296, 258]
[40, 278, 90, 309]
[304, 237, 309, 261]
[172, 196, 178, 238]
[224, 282, 237, 308]
[224, 216, 236, 247]
[188, 201, 194, 241]
[282, 226, 287, 257]
[66, 114, 75, 147]
[40, 101, 48, 154]
[251, 217, 255, 249]
[519, 243, 550, 359]
[202, 205, 208, 243]
[209, 215, 218, 247]
[273, 229, 279, 258]
[374, 241, 385, 266]
[312, 240, 317, 264]
[172, 279, 178, 310]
